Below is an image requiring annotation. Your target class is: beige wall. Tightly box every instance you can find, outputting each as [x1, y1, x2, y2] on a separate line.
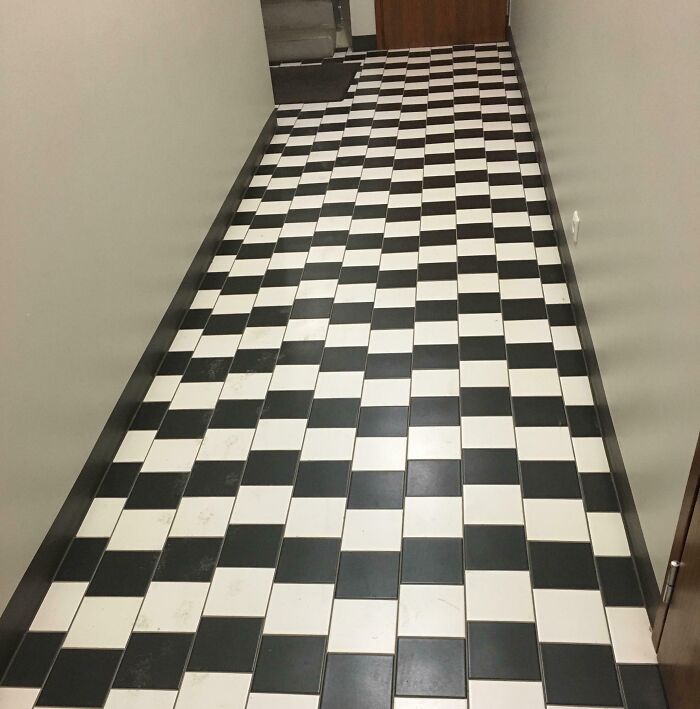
[510, 1, 700, 587]
[350, 0, 376, 36]
[0, 1, 273, 610]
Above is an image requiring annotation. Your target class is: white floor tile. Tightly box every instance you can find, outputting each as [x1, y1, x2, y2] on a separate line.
[399, 584, 465, 637]
[403, 497, 462, 537]
[114, 430, 156, 463]
[204, 567, 274, 617]
[141, 439, 201, 472]
[353, 436, 407, 470]
[65, 597, 141, 648]
[76, 497, 125, 537]
[315, 371, 365, 399]
[264, 583, 334, 635]
[468, 680, 545, 709]
[463, 485, 524, 525]
[107, 509, 175, 551]
[361, 378, 412, 406]
[408, 426, 461, 460]
[301, 428, 356, 461]
[587, 512, 631, 556]
[572, 437, 610, 472]
[328, 599, 398, 653]
[252, 419, 307, 450]
[170, 382, 224, 409]
[606, 607, 657, 664]
[534, 589, 610, 644]
[134, 581, 209, 632]
[176, 672, 251, 709]
[30, 582, 88, 632]
[284, 497, 347, 537]
[341, 509, 403, 551]
[461, 416, 515, 448]
[197, 429, 255, 461]
[411, 369, 460, 397]
[229, 486, 292, 525]
[515, 427, 574, 461]
[169, 497, 234, 538]
[104, 689, 178, 709]
[523, 499, 589, 542]
[466, 570, 534, 622]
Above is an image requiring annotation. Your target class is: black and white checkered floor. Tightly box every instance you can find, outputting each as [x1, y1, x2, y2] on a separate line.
[1, 42, 666, 709]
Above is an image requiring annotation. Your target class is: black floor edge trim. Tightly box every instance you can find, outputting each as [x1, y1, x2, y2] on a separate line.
[352, 34, 378, 52]
[508, 29, 660, 621]
[0, 109, 278, 675]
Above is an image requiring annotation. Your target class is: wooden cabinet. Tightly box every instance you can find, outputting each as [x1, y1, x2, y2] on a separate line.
[376, 0, 508, 49]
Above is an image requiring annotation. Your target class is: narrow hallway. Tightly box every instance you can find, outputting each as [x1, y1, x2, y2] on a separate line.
[1, 42, 662, 709]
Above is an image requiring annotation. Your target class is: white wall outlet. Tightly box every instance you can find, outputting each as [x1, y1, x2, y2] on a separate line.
[571, 210, 581, 245]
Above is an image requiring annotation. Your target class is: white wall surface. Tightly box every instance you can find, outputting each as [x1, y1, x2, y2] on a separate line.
[510, 0, 700, 587]
[350, 0, 376, 35]
[0, 0, 273, 611]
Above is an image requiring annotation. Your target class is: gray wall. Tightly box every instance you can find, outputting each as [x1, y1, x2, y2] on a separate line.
[0, 1, 273, 611]
[510, 1, 700, 587]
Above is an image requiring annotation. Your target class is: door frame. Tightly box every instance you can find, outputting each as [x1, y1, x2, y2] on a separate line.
[374, 0, 385, 49]
[652, 434, 700, 648]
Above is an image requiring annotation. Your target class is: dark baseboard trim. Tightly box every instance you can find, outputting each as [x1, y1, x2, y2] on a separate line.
[507, 29, 660, 621]
[352, 34, 377, 52]
[0, 109, 278, 676]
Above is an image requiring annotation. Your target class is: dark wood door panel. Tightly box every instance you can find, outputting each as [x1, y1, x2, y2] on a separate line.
[655, 435, 700, 708]
[658, 495, 700, 707]
[378, 0, 507, 49]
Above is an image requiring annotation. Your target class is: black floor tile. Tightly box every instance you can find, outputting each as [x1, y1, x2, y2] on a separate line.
[462, 448, 519, 485]
[188, 617, 262, 673]
[252, 635, 326, 694]
[37, 648, 122, 707]
[243, 451, 299, 485]
[294, 461, 350, 497]
[218, 524, 284, 568]
[54, 537, 108, 582]
[410, 397, 461, 426]
[541, 643, 622, 706]
[309, 399, 361, 428]
[336, 551, 400, 599]
[125, 472, 188, 509]
[348, 470, 404, 509]
[529, 541, 599, 589]
[275, 538, 341, 583]
[465, 525, 529, 571]
[357, 407, 409, 436]
[87, 551, 160, 597]
[597, 556, 646, 607]
[581, 472, 621, 512]
[184, 461, 244, 496]
[153, 537, 221, 582]
[395, 638, 466, 698]
[406, 460, 461, 496]
[402, 538, 464, 584]
[2, 632, 64, 688]
[321, 653, 393, 709]
[520, 461, 581, 499]
[114, 632, 193, 689]
[619, 663, 668, 709]
[467, 621, 541, 680]
[96, 463, 140, 498]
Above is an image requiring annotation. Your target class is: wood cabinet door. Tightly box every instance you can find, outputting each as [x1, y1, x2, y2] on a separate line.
[655, 436, 700, 708]
[376, 0, 508, 49]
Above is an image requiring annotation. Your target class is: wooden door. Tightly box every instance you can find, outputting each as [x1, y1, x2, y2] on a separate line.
[654, 435, 700, 708]
[376, 0, 508, 49]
